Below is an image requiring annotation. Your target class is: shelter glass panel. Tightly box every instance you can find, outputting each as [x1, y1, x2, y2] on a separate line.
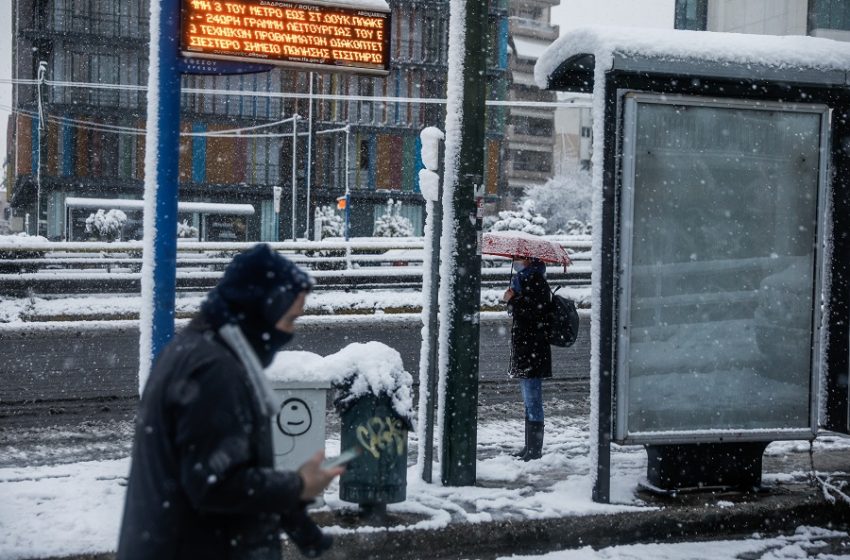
[619, 95, 827, 438]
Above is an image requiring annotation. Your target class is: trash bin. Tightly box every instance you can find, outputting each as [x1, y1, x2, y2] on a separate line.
[338, 392, 409, 511]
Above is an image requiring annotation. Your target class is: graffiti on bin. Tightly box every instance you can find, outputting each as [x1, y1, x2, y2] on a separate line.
[356, 416, 406, 459]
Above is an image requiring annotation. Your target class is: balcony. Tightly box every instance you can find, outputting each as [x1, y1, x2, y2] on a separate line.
[510, 17, 559, 41]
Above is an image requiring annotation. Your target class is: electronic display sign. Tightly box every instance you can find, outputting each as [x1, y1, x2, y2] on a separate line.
[180, 0, 391, 74]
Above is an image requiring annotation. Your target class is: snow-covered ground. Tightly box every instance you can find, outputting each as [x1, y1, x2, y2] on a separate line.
[500, 526, 850, 560]
[2, 398, 848, 560]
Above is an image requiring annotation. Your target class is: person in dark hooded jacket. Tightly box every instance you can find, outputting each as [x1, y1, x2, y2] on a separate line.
[502, 256, 551, 461]
[117, 244, 343, 560]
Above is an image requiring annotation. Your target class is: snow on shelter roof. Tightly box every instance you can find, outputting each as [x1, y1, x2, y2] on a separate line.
[535, 26, 850, 91]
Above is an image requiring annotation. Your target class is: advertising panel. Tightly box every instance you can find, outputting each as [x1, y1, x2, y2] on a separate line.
[615, 93, 830, 444]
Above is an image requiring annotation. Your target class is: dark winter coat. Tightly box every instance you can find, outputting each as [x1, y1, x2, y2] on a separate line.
[507, 263, 552, 379]
[117, 321, 302, 560]
[116, 319, 303, 560]
[118, 244, 315, 560]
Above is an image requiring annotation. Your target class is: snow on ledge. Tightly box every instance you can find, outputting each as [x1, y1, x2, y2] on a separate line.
[535, 26, 850, 89]
[0, 233, 50, 246]
[326, 0, 389, 12]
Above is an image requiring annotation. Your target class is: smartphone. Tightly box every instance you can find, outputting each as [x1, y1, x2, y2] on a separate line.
[321, 447, 361, 469]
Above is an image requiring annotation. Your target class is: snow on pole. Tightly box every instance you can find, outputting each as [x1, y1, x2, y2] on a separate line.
[587, 62, 608, 502]
[138, 0, 182, 392]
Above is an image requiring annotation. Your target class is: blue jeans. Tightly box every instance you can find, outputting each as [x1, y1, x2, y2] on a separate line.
[518, 378, 544, 422]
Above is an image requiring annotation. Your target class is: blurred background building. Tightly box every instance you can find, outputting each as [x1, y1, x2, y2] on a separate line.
[504, 0, 560, 199]
[7, 0, 511, 240]
[675, 0, 850, 42]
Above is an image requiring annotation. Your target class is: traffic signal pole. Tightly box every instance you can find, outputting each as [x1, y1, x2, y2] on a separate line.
[440, 0, 489, 486]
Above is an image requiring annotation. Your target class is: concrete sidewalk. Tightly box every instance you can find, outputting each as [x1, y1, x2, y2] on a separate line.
[14, 393, 849, 560]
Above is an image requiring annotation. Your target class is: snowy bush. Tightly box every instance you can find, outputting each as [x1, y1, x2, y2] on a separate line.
[177, 220, 199, 239]
[314, 205, 345, 240]
[373, 199, 414, 238]
[85, 209, 127, 242]
[487, 199, 547, 236]
[564, 219, 590, 236]
[522, 169, 592, 234]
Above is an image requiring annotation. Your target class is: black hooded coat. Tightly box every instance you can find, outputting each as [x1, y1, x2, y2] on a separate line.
[117, 245, 313, 560]
[507, 261, 553, 379]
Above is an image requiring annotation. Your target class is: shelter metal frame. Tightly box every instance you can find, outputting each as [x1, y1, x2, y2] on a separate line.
[614, 92, 831, 445]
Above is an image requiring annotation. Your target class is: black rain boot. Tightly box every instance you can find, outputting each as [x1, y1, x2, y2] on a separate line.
[522, 421, 544, 461]
[512, 418, 529, 457]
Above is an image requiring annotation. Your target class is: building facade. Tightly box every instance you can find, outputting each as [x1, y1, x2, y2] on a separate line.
[8, 0, 509, 240]
[675, 0, 850, 42]
[504, 0, 560, 199]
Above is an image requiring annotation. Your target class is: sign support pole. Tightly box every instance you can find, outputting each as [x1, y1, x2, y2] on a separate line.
[305, 73, 313, 239]
[440, 0, 488, 486]
[291, 114, 298, 240]
[139, 0, 182, 390]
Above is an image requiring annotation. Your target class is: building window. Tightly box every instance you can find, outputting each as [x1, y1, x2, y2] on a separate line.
[359, 139, 371, 172]
[581, 126, 592, 138]
[674, 0, 707, 31]
[512, 150, 551, 173]
[511, 115, 553, 137]
[809, 0, 850, 32]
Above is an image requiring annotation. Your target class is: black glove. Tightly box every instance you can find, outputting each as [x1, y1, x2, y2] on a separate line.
[281, 505, 333, 558]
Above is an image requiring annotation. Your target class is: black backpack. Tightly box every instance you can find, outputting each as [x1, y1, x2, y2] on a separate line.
[547, 287, 579, 347]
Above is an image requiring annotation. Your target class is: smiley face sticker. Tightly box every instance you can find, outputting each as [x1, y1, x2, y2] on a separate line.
[276, 398, 313, 437]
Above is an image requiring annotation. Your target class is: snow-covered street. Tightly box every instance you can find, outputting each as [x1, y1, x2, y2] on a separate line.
[2, 393, 848, 560]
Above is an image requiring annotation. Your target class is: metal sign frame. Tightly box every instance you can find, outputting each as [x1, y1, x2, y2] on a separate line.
[179, 0, 392, 75]
[613, 92, 832, 446]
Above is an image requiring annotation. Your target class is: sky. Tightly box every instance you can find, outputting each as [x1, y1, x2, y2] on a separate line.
[551, 0, 675, 35]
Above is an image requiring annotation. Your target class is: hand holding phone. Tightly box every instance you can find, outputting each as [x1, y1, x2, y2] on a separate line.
[321, 447, 362, 469]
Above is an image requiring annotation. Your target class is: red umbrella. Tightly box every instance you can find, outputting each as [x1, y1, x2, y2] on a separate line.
[482, 231, 572, 268]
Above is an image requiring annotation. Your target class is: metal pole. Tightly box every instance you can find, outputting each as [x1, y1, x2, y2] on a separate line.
[422, 142, 444, 483]
[305, 73, 313, 238]
[291, 114, 298, 240]
[35, 61, 47, 237]
[440, 0, 488, 486]
[344, 125, 351, 242]
[138, 0, 182, 391]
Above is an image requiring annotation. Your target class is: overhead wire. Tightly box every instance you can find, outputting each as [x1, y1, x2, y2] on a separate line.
[0, 76, 593, 108]
[0, 104, 312, 138]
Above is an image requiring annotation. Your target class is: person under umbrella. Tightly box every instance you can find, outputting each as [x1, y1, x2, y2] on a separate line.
[501, 255, 552, 461]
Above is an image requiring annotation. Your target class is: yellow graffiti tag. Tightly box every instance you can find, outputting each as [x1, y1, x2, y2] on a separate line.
[355, 416, 406, 459]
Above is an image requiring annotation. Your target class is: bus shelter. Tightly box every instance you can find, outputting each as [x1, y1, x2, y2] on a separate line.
[535, 27, 850, 501]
